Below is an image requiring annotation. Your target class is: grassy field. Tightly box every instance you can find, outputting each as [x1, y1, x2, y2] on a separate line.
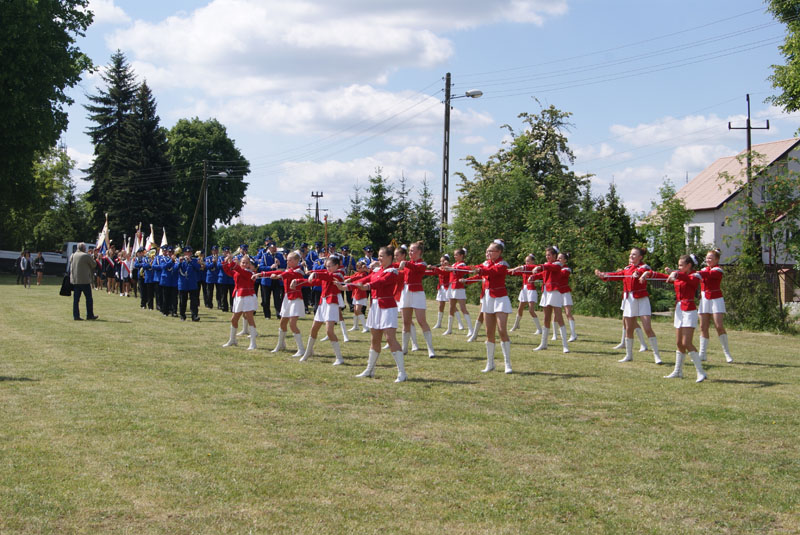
[1, 274, 799, 534]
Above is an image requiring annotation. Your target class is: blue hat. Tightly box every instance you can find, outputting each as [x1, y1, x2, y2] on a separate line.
[363, 246, 373, 252]
[184, 245, 193, 252]
[137, 247, 145, 253]
[161, 245, 169, 250]
[264, 236, 272, 243]
[314, 241, 322, 247]
[222, 246, 230, 252]
[300, 242, 308, 248]
[211, 245, 219, 250]
[341, 245, 350, 252]
[167, 246, 174, 252]
[240, 243, 249, 250]
[267, 241, 276, 247]
[328, 242, 336, 248]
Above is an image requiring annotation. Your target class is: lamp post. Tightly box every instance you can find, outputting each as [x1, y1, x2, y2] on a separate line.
[203, 168, 229, 255]
[440, 72, 482, 252]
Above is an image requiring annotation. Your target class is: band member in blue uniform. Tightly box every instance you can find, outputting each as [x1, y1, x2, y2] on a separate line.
[340, 245, 357, 312]
[161, 246, 179, 317]
[178, 246, 202, 321]
[264, 241, 286, 318]
[217, 246, 234, 312]
[153, 244, 169, 312]
[257, 242, 275, 319]
[204, 245, 219, 308]
[359, 245, 375, 266]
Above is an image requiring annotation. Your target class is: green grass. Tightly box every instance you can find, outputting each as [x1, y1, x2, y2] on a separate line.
[1, 274, 799, 534]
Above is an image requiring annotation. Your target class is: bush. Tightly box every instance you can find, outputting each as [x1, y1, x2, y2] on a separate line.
[723, 265, 790, 332]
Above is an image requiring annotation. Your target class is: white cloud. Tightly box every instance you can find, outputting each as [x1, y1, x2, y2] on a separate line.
[88, 0, 130, 25]
[574, 142, 615, 161]
[609, 114, 742, 148]
[462, 135, 486, 144]
[67, 147, 94, 193]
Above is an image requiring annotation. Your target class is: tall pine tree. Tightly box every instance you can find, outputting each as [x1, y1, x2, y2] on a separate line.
[84, 50, 139, 240]
[411, 177, 439, 260]
[362, 168, 396, 249]
[394, 173, 413, 245]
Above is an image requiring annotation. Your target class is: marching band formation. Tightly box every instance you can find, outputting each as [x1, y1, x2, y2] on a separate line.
[94, 237, 734, 384]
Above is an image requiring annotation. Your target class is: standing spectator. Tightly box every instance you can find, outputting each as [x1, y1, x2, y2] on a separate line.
[14, 251, 23, 284]
[69, 242, 98, 321]
[20, 251, 33, 288]
[33, 252, 45, 285]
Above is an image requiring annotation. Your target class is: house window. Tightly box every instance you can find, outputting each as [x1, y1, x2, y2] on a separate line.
[687, 226, 702, 248]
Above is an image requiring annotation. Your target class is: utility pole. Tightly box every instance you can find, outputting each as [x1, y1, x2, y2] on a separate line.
[728, 94, 769, 261]
[440, 72, 451, 253]
[311, 191, 324, 224]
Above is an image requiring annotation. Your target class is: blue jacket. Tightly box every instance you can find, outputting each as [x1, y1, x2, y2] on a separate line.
[136, 256, 155, 284]
[256, 250, 273, 287]
[205, 256, 219, 284]
[178, 258, 202, 291]
[152, 254, 166, 285]
[160, 257, 179, 287]
[217, 257, 234, 285]
[310, 258, 325, 290]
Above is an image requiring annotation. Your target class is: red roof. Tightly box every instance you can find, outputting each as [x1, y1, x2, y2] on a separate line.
[675, 138, 800, 210]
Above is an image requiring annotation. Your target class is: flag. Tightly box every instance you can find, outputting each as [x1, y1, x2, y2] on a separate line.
[160, 227, 168, 248]
[145, 224, 156, 251]
[128, 226, 143, 272]
[95, 214, 110, 255]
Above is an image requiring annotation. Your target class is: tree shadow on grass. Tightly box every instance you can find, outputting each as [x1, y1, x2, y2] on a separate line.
[406, 377, 478, 385]
[512, 371, 597, 380]
[736, 360, 800, 369]
[712, 378, 786, 388]
[0, 376, 38, 382]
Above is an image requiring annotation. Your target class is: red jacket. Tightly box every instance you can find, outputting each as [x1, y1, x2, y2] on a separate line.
[511, 269, 540, 291]
[535, 262, 563, 292]
[648, 270, 701, 311]
[364, 266, 401, 309]
[269, 268, 306, 301]
[698, 266, 724, 299]
[310, 270, 343, 304]
[601, 263, 650, 299]
[222, 261, 256, 297]
[476, 259, 509, 298]
[449, 261, 469, 290]
[558, 266, 572, 294]
[345, 271, 370, 301]
[428, 267, 450, 290]
[403, 260, 428, 292]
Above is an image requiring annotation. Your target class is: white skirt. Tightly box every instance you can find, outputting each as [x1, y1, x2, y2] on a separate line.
[699, 296, 726, 314]
[353, 297, 368, 307]
[481, 290, 512, 314]
[539, 289, 563, 308]
[232, 294, 258, 313]
[436, 287, 449, 302]
[280, 297, 306, 318]
[399, 287, 427, 309]
[338, 293, 346, 308]
[518, 288, 538, 303]
[448, 287, 467, 300]
[561, 291, 573, 307]
[674, 308, 698, 328]
[621, 295, 651, 318]
[314, 300, 340, 323]
[366, 305, 398, 330]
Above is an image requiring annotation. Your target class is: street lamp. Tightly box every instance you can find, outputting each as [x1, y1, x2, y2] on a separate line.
[440, 72, 482, 252]
[203, 169, 229, 255]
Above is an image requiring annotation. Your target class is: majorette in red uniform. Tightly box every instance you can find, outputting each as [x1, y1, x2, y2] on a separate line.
[398, 242, 436, 358]
[695, 248, 732, 362]
[443, 248, 473, 336]
[255, 253, 307, 356]
[220, 255, 259, 350]
[293, 258, 346, 365]
[643, 254, 707, 382]
[471, 239, 513, 374]
[525, 246, 570, 354]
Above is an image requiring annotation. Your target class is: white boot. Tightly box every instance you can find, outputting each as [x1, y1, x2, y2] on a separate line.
[456, 310, 465, 330]
[690, 351, 707, 383]
[442, 315, 454, 335]
[664, 351, 684, 378]
[560, 325, 569, 353]
[534, 328, 549, 351]
[619, 339, 633, 362]
[636, 328, 649, 352]
[699, 336, 709, 361]
[340, 321, 350, 342]
[567, 319, 577, 342]
[348, 315, 359, 331]
[501, 340, 512, 374]
[551, 327, 558, 341]
[402, 331, 411, 355]
[320, 334, 329, 342]
[482, 341, 495, 372]
[719, 333, 733, 363]
[433, 311, 443, 329]
[392, 350, 407, 382]
[468, 320, 482, 342]
[423, 330, 435, 358]
[410, 324, 420, 351]
[237, 323, 249, 337]
[650, 337, 662, 364]
[292, 333, 304, 357]
[510, 314, 522, 332]
[299, 336, 316, 362]
[463, 313, 473, 336]
[532, 315, 542, 335]
[247, 326, 257, 350]
[356, 349, 378, 378]
[222, 325, 238, 347]
[361, 314, 369, 333]
[271, 329, 286, 353]
[382, 342, 390, 349]
[331, 341, 344, 365]
[612, 327, 626, 349]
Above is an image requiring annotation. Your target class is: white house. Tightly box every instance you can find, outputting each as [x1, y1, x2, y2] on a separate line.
[674, 137, 800, 266]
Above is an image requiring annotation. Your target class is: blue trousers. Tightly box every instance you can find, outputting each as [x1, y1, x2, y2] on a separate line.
[73, 284, 94, 319]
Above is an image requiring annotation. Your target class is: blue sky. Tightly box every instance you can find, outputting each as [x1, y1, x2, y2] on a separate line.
[62, 0, 797, 229]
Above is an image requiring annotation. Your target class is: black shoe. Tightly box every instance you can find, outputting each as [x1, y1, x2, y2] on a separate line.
[277, 314, 282, 319]
[171, 313, 178, 318]
[181, 316, 186, 321]
[87, 315, 99, 321]
[192, 316, 200, 322]
[74, 317, 83, 321]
